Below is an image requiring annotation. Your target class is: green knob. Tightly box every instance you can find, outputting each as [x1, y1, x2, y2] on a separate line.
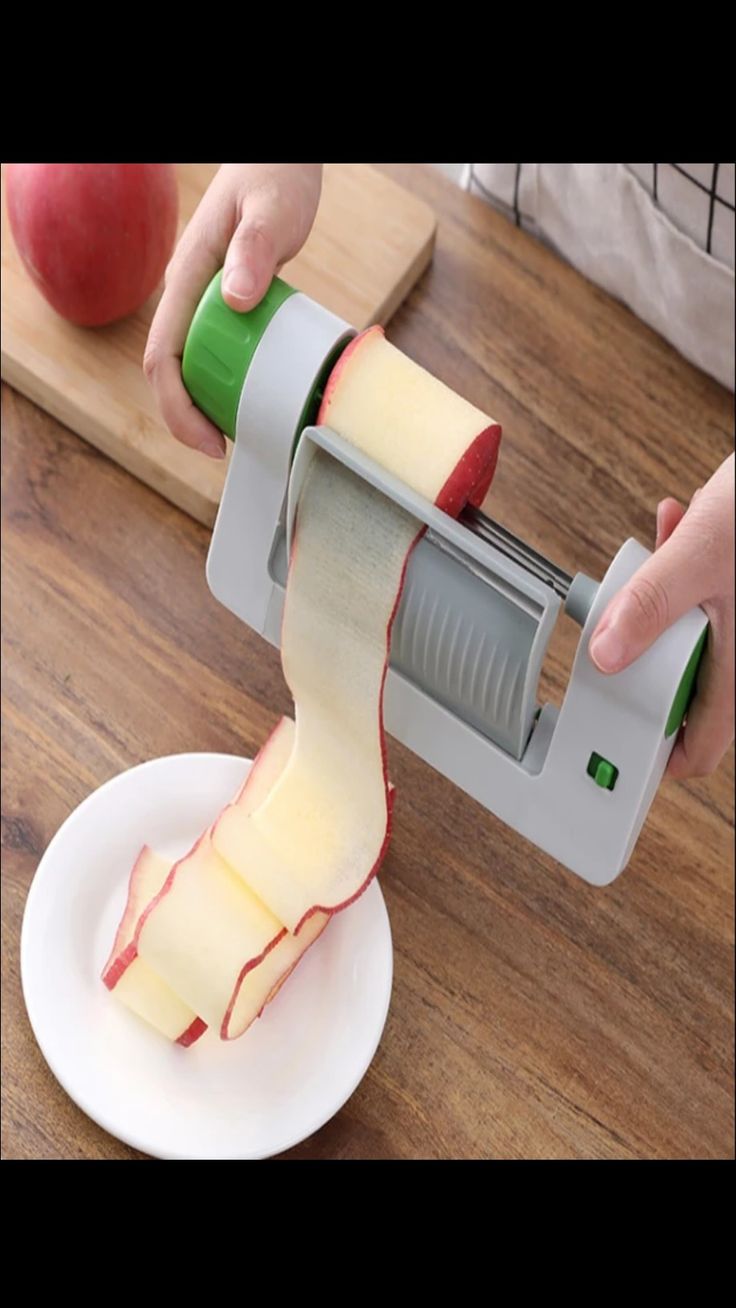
[664, 626, 708, 738]
[181, 271, 296, 440]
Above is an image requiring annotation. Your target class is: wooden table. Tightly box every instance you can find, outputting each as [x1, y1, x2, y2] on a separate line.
[2, 164, 733, 1160]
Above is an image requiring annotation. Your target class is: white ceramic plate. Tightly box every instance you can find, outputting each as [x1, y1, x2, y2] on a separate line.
[21, 753, 393, 1160]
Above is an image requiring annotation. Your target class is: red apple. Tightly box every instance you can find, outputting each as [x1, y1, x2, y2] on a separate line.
[6, 163, 179, 327]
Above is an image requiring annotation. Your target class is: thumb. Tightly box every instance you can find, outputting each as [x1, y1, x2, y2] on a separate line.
[589, 502, 710, 674]
[221, 191, 291, 313]
[222, 179, 308, 313]
[655, 496, 685, 549]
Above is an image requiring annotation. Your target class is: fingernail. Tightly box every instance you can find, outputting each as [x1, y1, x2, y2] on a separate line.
[655, 502, 664, 548]
[197, 439, 225, 460]
[589, 621, 626, 673]
[224, 267, 256, 301]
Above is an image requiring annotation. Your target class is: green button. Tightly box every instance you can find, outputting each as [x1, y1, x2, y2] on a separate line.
[594, 759, 615, 788]
[587, 751, 618, 791]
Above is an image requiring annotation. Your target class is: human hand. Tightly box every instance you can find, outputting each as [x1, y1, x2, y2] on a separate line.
[589, 453, 734, 779]
[144, 164, 322, 458]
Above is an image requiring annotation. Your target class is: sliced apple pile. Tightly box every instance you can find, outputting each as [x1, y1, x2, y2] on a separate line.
[102, 845, 205, 1047]
[106, 718, 329, 1042]
[104, 324, 501, 1045]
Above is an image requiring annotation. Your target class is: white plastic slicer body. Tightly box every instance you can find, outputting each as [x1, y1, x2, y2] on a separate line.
[189, 277, 708, 888]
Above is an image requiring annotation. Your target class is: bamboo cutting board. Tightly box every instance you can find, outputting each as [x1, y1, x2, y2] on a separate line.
[1, 164, 436, 526]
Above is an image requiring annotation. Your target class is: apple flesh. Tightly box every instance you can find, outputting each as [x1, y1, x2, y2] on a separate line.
[103, 328, 500, 1045]
[6, 163, 178, 326]
[317, 326, 501, 512]
[102, 846, 205, 1046]
[210, 326, 501, 932]
[105, 718, 330, 1042]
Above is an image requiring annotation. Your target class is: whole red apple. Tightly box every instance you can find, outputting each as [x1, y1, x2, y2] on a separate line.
[6, 163, 179, 327]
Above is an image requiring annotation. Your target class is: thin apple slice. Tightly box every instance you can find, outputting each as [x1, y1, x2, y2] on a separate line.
[231, 715, 294, 806]
[113, 955, 206, 1047]
[211, 327, 501, 932]
[135, 832, 288, 1031]
[212, 458, 408, 931]
[105, 326, 499, 1040]
[225, 901, 328, 1039]
[108, 717, 331, 1040]
[102, 846, 206, 1046]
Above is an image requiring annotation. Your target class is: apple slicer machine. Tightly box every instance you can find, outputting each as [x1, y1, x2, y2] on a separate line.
[180, 274, 707, 887]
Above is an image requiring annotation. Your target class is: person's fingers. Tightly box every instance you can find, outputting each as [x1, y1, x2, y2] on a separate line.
[145, 167, 322, 455]
[589, 528, 711, 674]
[144, 216, 232, 456]
[221, 170, 321, 313]
[655, 497, 685, 549]
[222, 207, 279, 311]
[148, 354, 226, 458]
[589, 465, 732, 675]
[667, 602, 735, 779]
[144, 254, 231, 455]
[143, 170, 250, 456]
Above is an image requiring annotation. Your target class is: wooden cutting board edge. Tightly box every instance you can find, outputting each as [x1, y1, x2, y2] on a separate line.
[363, 226, 435, 328]
[1, 342, 226, 526]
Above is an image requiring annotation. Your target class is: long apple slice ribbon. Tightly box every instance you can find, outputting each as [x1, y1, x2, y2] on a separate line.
[104, 326, 501, 1043]
[104, 717, 329, 1042]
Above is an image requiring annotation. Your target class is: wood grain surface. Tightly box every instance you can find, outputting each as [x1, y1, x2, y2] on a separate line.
[2, 163, 733, 1160]
[0, 163, 436, 526]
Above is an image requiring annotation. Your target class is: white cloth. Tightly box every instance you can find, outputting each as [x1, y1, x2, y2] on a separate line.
[463, 164, 735, 392]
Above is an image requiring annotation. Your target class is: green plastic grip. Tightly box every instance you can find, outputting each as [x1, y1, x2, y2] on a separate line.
[665, 626, 708, 738]
[181, 271, 296, 439]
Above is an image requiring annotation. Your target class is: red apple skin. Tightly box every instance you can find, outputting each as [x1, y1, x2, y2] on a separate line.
[6, 163, 179, 327]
